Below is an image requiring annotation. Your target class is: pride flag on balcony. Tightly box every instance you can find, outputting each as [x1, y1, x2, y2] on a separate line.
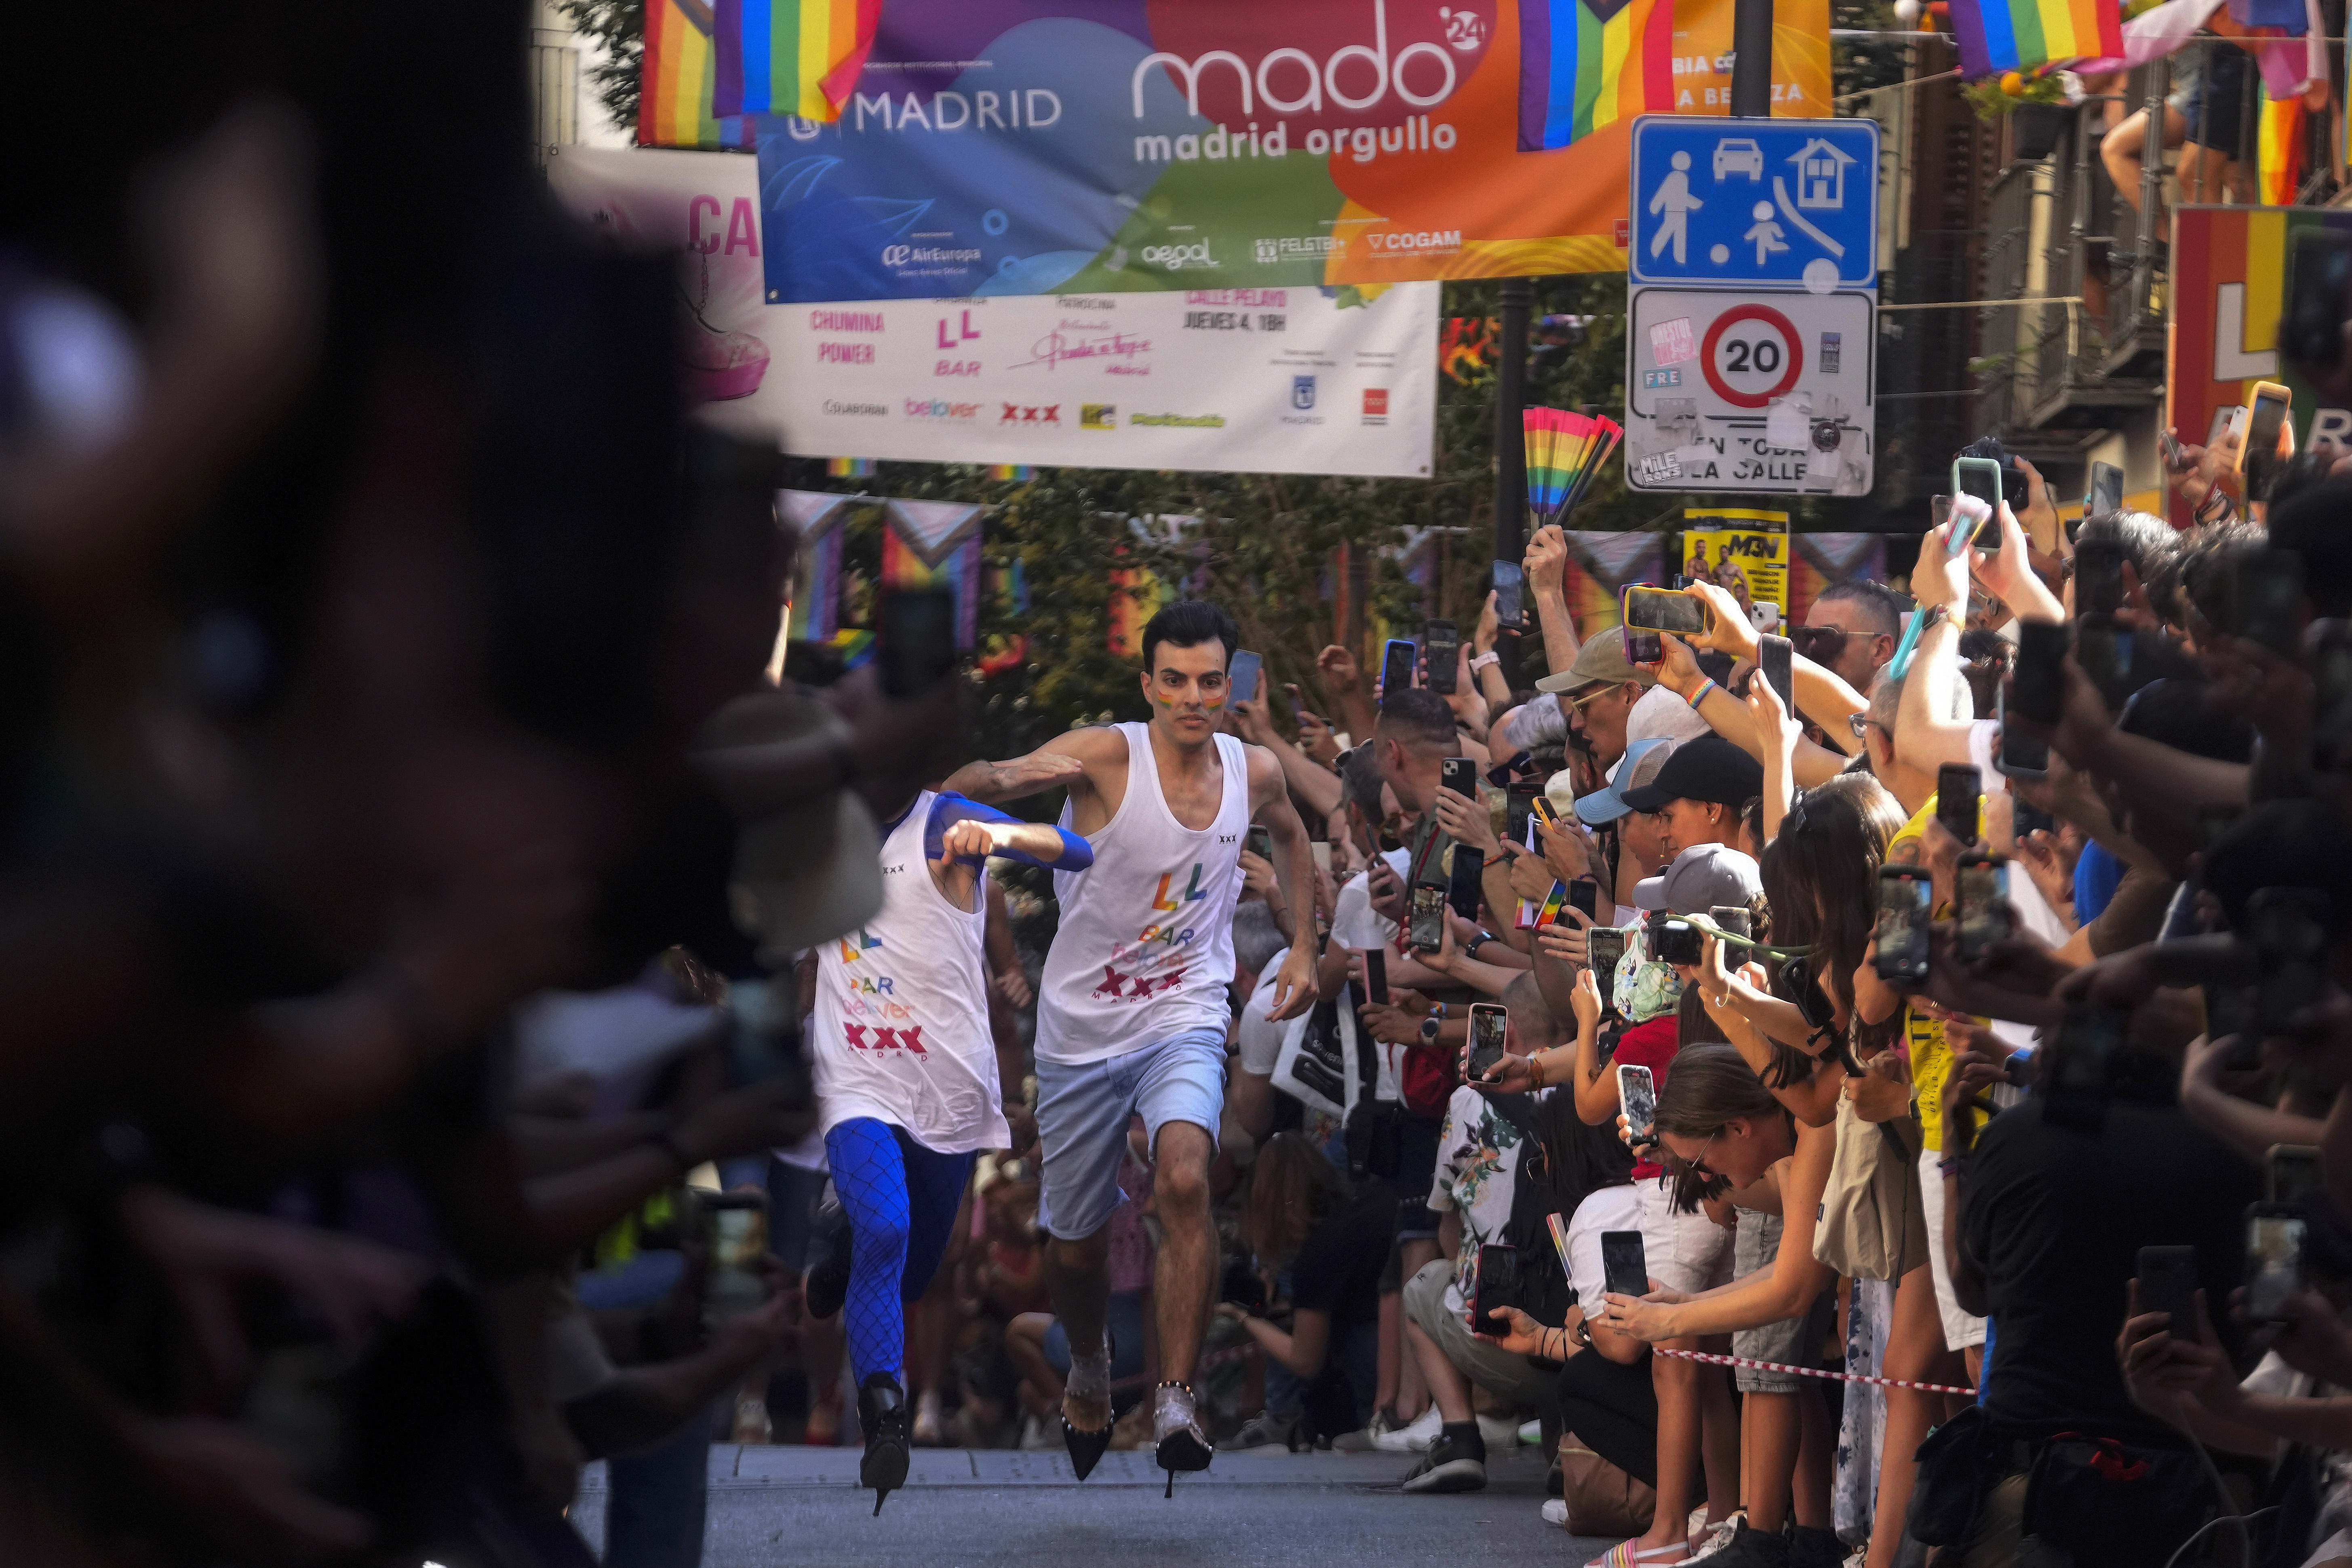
[1516, 0, 1678, 150]
[2258, 80, 2306, 204]
[711, 0, 880, 120]
[1946, 0, 2123, 79]
[639, 0, 756, 149]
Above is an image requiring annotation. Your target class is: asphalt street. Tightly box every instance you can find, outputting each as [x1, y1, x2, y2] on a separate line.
[568, 1443, 1621, 1566]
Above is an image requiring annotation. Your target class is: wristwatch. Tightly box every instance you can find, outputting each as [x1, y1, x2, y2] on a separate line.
[1465, 932, 1492, 961]
[1419, 1017, 1442, 1043]
[1469, 651, 1501, 673]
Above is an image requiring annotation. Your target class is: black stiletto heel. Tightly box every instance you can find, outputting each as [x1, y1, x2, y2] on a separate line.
[1152, 1380, 1213, 1496]
[858, 1374, 910, 1515]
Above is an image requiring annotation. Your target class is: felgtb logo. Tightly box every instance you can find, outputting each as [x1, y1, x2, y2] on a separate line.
[1081, 404, 1117, 429]
[1000, 403, 1062, 424]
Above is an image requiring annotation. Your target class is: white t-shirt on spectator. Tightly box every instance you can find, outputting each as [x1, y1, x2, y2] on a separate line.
[1236, 945, 1292, 1077]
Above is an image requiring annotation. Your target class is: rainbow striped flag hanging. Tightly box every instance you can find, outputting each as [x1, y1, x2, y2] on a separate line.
[1946, 0, 2124, 80]
[1516, 0, 1677, 151]
[2258, 80, 2306, 204]
[711, 0, 881, 120]
[639, 0, 755, 149]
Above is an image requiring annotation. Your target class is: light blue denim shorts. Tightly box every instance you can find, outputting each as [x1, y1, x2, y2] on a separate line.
[1033, 1026, 1226, 1241]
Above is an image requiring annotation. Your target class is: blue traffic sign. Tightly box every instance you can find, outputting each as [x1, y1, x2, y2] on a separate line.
[1629, 116, 1879, 293]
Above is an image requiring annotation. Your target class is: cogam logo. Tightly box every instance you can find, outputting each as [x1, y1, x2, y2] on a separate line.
[1081, 404, 1117, 429]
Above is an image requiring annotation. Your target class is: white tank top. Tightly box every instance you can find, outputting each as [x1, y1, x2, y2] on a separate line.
[811, 792, 1010, 1153]
[1036, 723, 1248, 1066]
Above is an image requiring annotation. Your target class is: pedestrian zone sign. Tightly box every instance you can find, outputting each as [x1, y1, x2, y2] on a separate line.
[1629, 117, 1880, 294]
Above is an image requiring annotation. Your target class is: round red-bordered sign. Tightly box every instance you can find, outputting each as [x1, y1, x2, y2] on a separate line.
[1701, 304, 1804, 409]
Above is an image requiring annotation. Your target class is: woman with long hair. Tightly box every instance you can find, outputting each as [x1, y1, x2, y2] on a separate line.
[1598, 1045, 1844, 1568]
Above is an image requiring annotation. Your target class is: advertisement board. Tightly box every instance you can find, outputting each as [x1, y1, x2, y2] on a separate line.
[750, 0, 1832, 303]
[1680, 506, 1788, 631]
[548, 145, 1436, 478]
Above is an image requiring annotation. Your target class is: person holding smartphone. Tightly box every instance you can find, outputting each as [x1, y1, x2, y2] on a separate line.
[940, 601, 1321, 1486]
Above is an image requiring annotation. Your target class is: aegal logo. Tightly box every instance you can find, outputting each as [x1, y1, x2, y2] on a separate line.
[1140, 241, 1217, 270]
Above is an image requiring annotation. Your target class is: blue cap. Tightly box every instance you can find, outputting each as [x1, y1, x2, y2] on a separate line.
[1571, 737, 1674, 826]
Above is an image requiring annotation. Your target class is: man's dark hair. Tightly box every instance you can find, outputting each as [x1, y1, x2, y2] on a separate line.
[1815, 578, 1910, 638]
[2075, 509, 2180, 587]
[1374, 687, 1458, 752]
[2259, 450, 2337, 510]
[2163, 518, 2265, 634]
[1956, 434, 2009, 465]
[1138, 600, 1238, 672]
[1341, 743, 1386, 819]
[2265, 477, 2352, 619]
[2117, 679, 2253, 764]
[2204, 799, 2352, 936]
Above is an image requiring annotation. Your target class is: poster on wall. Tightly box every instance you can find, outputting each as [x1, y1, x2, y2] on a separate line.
[748, 0, 1832, 303]
[1679, 507, 1787, 632]
[1785, 532, 1887, 630]
[2169, 205, 2352, 527]
[548, 144, 1436, 478]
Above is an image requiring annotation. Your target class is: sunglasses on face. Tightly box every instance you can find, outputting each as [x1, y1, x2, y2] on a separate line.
[1789, 626, 1849, 664]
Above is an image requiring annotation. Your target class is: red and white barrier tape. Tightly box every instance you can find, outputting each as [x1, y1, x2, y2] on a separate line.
[1653, 1346, 1977, 1397]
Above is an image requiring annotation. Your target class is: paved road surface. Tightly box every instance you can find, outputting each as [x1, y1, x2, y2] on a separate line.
[569, 1443, 1622, 1566]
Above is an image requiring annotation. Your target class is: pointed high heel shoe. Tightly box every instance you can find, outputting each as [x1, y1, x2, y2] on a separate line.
[1151, 1380, 1213, 1496]
[1061, 1409, 1115, 1481]
[857, 1373, 910, 1515]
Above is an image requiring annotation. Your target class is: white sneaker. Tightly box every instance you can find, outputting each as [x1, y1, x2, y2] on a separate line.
[1683, 1511, 1744, 1562]
[1519, 1417, 1543, 1447]
[1543, 1498, 1570, 1528]
[1477, 1412, 1523, 1449]
[1371, 1404, 1444, 1452]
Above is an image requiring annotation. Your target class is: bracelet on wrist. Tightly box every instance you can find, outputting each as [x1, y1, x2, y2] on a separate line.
[1686, 678, 1716, 712]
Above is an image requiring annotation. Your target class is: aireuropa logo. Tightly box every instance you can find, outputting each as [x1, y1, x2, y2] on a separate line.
[1291, 376, 1317, 411]
[1362, 388, 1389, 424]
[904, 397, 980, 420]
[1140, 241, 1217, 271]
[882, 245, 911, 266]
[1081, 404, 1117, 429]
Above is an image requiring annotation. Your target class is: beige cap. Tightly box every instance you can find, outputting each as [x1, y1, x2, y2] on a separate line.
[1534, 632, 1658, 698]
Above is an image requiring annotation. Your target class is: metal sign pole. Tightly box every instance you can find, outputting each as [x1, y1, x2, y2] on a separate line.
[1494, 278, 1531, 687]
[1731, 0, 1773, 118]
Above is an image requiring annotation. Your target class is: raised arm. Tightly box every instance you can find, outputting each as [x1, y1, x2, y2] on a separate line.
[939, 729, 1104, 806]
[1250, 745, 1321, 1021]
[1524, 525, 1582, 675]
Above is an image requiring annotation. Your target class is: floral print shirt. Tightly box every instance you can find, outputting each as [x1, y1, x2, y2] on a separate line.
[1429, 1082, 1549, 1315]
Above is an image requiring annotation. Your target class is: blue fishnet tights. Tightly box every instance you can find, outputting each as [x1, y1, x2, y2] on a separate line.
[824, 1118, 974, 1387]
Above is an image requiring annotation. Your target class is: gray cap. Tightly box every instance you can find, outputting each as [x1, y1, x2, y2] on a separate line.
[1535, 632, 1659, 697]
[1633, 843, 1764, 915]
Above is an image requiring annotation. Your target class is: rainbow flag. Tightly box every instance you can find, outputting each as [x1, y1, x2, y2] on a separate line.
[639, 0, 755, 150]
[986, 464, 1035, 482]
[1947, 0, 2123, 80]
[826, 457, 875, 477]
[2258, 80, 2306, 204]
[712, 0, 880, 120]
[1516, 0, 1677, 151]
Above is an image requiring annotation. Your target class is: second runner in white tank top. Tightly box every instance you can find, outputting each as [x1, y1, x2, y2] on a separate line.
[1036, 723, 1248, 1066]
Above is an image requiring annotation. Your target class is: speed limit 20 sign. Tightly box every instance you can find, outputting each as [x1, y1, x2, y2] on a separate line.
[1623, 288, 1875, 497]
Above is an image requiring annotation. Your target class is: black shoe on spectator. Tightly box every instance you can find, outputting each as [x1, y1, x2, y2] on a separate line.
[1399, 1430, 1487, 1494]
[803, 1205, 852, 1320]
[1699, 1521, 1790, 1566]
[1785, 1524, 1844, 1568]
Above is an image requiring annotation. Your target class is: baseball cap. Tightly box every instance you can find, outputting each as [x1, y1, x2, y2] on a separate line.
[1619, 735, 1764, 813]
[1633, 843, 1766, 915]
[1570, 737, 1674, 825]
[1623, 685, 1716, 753]
[1535, 633, 1658, 698]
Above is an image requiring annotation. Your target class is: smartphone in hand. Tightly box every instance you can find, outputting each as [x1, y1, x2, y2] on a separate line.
[1955, 854, 2011, 963]
[1758, 634, 1794, 711]
[1470, 1243, 1521, 1332]
[1935, 764, 1982, 847]
[1493, 562, 1526, 628]
[1380, 638, 1418, 698]
[1246, 824, 1273, 861]
[2011, 620, 2069, 726]
[2135, 1244, 2198, 1338]
[1617, 1063, 1657, 1144]
[1872, 865, 1932, 983]
[1467, 1003, 1509, 1081]
[2246, 1206, 2308, 1322]
[1409, 884, 1448, 952]
[1364, 948, 1389, 1007]
[1226, 649, 1263, 708]
[1424, 620, 1461, 695]
[1601, 1231, 1650, 1298]
[1440, 757, 1481, 801]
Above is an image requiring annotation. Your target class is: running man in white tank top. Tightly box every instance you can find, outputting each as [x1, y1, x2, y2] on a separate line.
[805, 785, 1090, 1513]
[943, 601, 1317, 1486]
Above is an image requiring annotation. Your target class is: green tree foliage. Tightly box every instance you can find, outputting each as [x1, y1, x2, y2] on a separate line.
[558, 0, 647, 139]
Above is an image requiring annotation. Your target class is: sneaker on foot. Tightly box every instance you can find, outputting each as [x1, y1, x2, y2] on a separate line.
[1519, 1416, 1544, 1446]
[1691, 1521, 1788, 1567]
[1543, 1498, 1570, 1528]
[1333, 1406, 1401, 1452]
[1398, 1433, 1487, 1494]
[1371, 1404, 1444, 1453]
[1226, 1412, 1296, 1451]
